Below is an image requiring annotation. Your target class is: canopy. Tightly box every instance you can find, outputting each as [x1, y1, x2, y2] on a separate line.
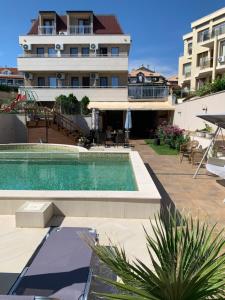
[197, 114, 225, 129]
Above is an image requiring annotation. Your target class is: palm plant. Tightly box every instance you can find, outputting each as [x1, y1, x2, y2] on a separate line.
[91, 210, 225, 299]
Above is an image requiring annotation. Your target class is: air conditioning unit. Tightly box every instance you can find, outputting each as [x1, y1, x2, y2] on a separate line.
[24, 72, 33, 80]
[22, 44, 32, 51]
[56, 73, 65, 80]
[218, 56, 225, 63]
[55, 43, 64, 51]
[90, 43, 98, 51]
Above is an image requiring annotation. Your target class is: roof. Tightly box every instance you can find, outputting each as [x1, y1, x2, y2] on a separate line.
[15, 227, 96, 300]
[167, 75, 178, 82]
[28, 13, 123, 35]
[89, 101, 175, 111]
[129, 66, 165, 78]
[0, 68, 23, 79]
[197, 114, 225, 129]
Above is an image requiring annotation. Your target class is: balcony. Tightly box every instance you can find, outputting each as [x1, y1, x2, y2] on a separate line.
[199, 59, 212, 70]
[38, 26, 56, 35]
[17, 54, 128, 72]
[183, 72, 191, 79]
[20, 86, 128, 102]
[128, 86, 169, 101]
[68, 25, 93, 35]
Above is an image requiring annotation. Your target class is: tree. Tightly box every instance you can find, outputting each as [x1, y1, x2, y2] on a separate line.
[80, 96, 90, 115]
[91, 210, 225, 300]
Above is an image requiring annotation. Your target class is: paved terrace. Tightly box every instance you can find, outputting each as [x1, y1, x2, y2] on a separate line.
[132, 139, 225, 227]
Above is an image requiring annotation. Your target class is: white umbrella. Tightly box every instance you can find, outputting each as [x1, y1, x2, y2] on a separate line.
[124, 109, 132, 142]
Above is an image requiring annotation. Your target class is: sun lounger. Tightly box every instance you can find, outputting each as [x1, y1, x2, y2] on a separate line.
[206, 157, 225, 178]
[10, 227, 97, 300]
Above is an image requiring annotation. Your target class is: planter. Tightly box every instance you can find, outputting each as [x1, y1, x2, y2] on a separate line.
[205, 132, 214, 139]
[196, 131, 206, 138]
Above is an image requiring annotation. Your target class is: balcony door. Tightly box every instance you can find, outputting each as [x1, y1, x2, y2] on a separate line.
[48, 47, 57, 57]
[43, 19, 54, 35]
[48, 77, 57, 88]
[100, 77, 108, 87]
[99, 47, 108, 56]
[82, 76, 90, 88]
[78, 19, 90, 34]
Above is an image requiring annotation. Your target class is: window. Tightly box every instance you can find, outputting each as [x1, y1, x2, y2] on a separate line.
[7, 79, 13, 85]
[48, 77, 57, 88]
[71, 77, 79, 87]
[220, 41, 225, 57]
[99, 47, 108, 56]
[82, 76, 90, 87]
[78, 19, 90, 34]
[0, 79, 6, 85]
[38, 77, 45, 87]
[37, 48, 44, 57]
[212, 22, 225, 37]
[15, 79, 24, 86]
[197, 52, 209, 68]
[112, 76, 119, 87]
[82, 47, 89, 57]
[183, 63, 191, 77]
[187, 43, 192, 55]
[111, 47, 119, 56]
[70, 48, 78, 57]
[48, 47, 57, 57]
[100, 77, 108, 87]
[43, 19, 54, 35]
[1, 69, 11, 75]
[197, 29, 210, 43]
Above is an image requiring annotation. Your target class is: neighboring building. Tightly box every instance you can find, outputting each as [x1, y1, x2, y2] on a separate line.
[17, 10, 174, 137]
[167, 75, 179, 91]
[0, 67, 24, 87]
[179, 7, 225, 91]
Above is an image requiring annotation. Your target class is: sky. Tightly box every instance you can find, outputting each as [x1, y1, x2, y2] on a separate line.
[1, 0, 225, 77]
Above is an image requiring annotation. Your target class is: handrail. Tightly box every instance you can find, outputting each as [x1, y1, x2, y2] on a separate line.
[18, 53, 127, 58]
[21, 86, 127, 89]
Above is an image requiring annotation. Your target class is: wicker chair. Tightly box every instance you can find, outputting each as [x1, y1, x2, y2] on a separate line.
[180, 140, 199, 163]
[190, 147, 206, 166]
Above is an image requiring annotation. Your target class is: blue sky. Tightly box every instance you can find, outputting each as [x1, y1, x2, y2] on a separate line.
[1, 0, 225, 76]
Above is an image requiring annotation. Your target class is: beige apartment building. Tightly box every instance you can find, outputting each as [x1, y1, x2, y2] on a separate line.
[179, 7, 225, 91]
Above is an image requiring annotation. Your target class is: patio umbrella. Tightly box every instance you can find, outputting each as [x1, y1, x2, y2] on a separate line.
[124, 109, 132, 142]
[91, 108, 99, 145]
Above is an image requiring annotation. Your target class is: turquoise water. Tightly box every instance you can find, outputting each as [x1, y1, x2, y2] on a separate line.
[0, 156, 137, 191]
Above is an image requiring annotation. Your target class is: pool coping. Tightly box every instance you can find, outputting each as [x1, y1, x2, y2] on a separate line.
[0, 150, 161, 202]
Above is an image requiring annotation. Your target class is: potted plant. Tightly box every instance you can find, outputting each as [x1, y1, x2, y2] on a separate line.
[195, 129, 206, 137]
[204, 123, 214, 139]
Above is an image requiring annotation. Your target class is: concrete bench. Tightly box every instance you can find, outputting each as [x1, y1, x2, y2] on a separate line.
[15, 201, 53, 228]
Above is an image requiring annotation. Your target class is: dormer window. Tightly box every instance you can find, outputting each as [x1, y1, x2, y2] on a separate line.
[1, 69, 12, 75]
[137, 72, 145, 83]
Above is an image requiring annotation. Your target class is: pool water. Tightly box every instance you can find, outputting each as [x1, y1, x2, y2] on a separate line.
[0, 156, 137, 191]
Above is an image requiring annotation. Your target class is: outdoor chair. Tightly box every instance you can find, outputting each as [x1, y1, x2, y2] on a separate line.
[190, 147, 207, 166]
[180, 140, 199, 163]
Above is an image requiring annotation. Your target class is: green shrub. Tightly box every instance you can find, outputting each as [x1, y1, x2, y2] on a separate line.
[196, 76, 225, 97]
[80, 96, 90, 115]
[0, 85, 18, 92]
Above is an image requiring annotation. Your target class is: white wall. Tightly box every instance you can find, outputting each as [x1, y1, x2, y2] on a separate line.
[0, 114, 27, 143]
[173, 91, 225, 131]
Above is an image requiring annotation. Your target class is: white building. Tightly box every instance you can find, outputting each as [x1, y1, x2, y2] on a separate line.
[18, 10, 173, 136]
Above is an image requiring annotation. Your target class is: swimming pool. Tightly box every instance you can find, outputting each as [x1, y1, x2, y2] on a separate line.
[0, 144, 161, 219]
[0, 155, 137, 191]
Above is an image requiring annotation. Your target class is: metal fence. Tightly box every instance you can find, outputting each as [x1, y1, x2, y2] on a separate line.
[128, 85, 169, 99]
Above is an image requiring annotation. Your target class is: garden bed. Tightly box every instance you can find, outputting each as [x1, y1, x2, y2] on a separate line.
[145, 139, 178, 155]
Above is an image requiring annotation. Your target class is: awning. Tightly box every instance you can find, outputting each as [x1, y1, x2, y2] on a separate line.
[88, 101, 175, 111]
[197, 114, 225, 129]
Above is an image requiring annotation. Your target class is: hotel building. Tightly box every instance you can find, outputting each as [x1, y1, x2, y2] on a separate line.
[179, 7, 225, 91]
[17, 10, 173, 136]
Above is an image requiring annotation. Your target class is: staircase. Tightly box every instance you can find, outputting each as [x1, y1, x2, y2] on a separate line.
[26, 107, 85, 145]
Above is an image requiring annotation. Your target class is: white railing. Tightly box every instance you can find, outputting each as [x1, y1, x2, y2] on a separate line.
[198, 23, 225, 43]
[68, 25, 93, 35]
[20, 86, 128, 102]
[199, 59, 212, 70]
[18, 53, 127, 58]
[128, 86, 169, 100]
[38, 26, 56, 35]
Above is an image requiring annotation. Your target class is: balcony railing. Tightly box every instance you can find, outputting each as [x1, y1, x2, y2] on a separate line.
[128, 86, 168, 100]
[198, 24, 225, 43]
[183, 72, 191, 78]
[18, 53, 127, 58]
[38, 26, 56, 35]
[199, 59, 212, 70]
[68, 25, 92, 35]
